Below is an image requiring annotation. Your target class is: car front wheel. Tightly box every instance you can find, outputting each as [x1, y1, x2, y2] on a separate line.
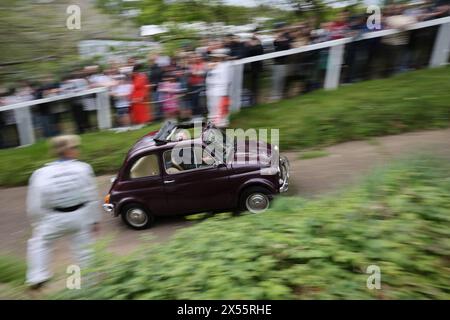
[121, 204, 154, 230]
[240, 187, 272, 214]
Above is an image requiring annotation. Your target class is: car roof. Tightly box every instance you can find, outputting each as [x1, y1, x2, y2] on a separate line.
[128, 135, 204, 158]
[127, 121, 211, 159]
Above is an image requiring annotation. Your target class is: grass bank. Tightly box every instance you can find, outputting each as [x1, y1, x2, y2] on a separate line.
[0, 254, 28, 299]
[0, 124, 159, 187]
[231, 66, 450, 149]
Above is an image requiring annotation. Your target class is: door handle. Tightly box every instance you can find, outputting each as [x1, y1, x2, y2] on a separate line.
[164, 180, 175, 184]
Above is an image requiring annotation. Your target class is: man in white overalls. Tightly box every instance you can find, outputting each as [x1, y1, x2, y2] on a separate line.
[26, 135, 101, 289]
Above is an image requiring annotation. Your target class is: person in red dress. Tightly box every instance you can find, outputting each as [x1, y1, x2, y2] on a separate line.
[130, 64, 152, 124]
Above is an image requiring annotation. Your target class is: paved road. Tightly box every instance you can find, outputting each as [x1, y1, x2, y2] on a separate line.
[1, 129, 449, 269]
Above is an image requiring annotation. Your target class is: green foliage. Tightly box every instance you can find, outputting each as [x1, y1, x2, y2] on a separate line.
[0, 255, 27, 285]
[157, 26, 201, 56]
[0, 0, 139, 84]
[286, 0, 367, 22]
[231, 66, 450, 150]
[299, 150, 329, 159]
[55, 156, 450, 299]
[135, 0, 291, 25]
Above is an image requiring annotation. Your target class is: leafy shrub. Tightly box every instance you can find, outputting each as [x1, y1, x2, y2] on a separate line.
[56, 156, 450, 299]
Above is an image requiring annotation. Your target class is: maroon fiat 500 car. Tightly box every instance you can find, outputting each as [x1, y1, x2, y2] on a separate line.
[103, 121, 289, 229]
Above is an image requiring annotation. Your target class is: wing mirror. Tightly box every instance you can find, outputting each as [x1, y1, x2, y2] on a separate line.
[110, 176, 117, 184]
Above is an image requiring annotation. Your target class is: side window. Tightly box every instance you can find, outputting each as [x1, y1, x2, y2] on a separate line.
[164, 146, 215, 174]
[129, 154, 160, 179]
[194, 146, 215, 168]
[164, 151, 180, 175]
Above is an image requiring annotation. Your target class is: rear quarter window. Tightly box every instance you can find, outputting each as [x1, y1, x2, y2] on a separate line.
[129, 154, 160, 179]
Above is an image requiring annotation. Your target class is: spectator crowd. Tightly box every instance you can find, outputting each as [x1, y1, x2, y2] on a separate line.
[1, 0, 449, 148]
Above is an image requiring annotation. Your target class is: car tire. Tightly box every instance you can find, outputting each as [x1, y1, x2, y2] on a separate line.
[121, 204, 154, 230]
[240, 186, 272, 214]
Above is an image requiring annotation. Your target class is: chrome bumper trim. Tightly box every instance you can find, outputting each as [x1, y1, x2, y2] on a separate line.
[103, 203, 115, 214]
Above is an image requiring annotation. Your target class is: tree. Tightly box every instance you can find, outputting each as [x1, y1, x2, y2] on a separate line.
[137, 0, 168, 24]
[283, 0, 366, 24]
[285, 0, 328, 19]
[137, 0, 290, 25]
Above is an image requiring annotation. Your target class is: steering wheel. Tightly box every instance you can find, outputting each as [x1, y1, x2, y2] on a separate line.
[171, 157, 184, 171]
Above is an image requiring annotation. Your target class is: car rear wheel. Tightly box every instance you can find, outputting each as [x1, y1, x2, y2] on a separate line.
[121, 204, 154, 230]
[240, 187, 272, 214]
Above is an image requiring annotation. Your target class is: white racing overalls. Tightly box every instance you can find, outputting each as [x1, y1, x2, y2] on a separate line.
[26, 159, 101, 285]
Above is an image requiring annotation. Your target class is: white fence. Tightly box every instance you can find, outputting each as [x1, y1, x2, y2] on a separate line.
[229, 16, 450, 111]
[0, 87, 111, 146]
[1, 16, 449, 147]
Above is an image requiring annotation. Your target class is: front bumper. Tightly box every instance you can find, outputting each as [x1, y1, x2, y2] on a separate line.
[279, 156, 290, 193]
[103, 203, 115, 215]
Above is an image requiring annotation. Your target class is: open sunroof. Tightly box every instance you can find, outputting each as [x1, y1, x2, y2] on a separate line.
[153, 120, 211, 145]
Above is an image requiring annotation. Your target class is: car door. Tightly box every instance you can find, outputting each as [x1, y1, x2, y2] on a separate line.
[117, 151, 168, 215]
[162, 144, 232, 214]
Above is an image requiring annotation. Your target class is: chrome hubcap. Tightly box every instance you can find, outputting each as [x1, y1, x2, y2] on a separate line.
[246, 193, 269, 213]
[126, 208, 148, 227]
